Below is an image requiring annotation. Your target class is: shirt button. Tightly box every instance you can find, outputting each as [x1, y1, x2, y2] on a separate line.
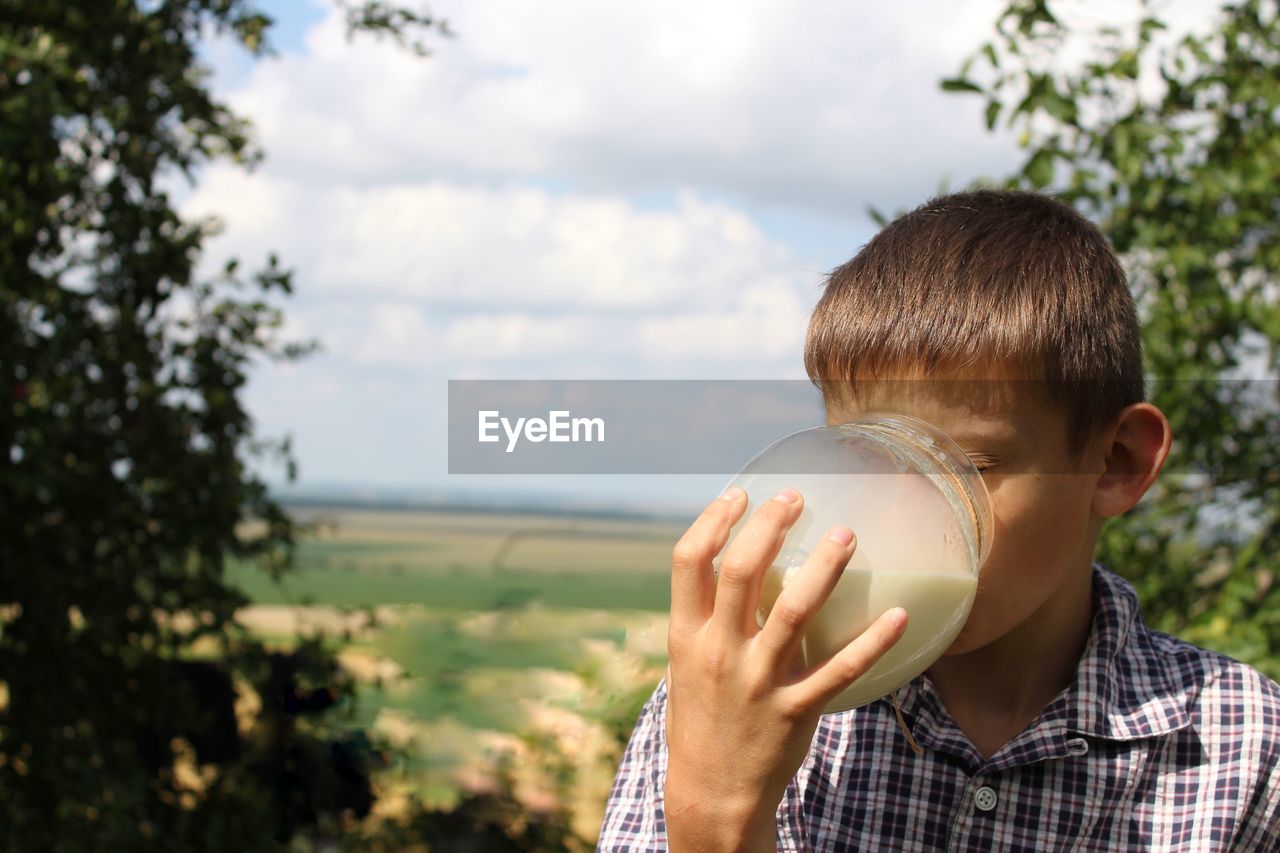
[974, 785, 998, 812]
[1066, 737, 1090, 756]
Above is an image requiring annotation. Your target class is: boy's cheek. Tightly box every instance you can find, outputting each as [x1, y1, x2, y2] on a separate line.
[946, 476, 1094, 652]
[949, 568, 1040, 654]
[943, 607, 998, 655]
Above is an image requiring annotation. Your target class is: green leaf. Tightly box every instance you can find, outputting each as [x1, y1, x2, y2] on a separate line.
[940, 77, 984, 94]
[1042, 88, 1079, 125]
[1024, 148, 1056, 187]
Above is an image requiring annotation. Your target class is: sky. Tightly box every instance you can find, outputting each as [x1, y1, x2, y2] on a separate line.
[186, 0, 1223, 512]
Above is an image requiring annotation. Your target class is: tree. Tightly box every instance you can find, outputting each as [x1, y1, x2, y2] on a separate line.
[0, 2, 444, 848]
[946, 0, 1280, 674]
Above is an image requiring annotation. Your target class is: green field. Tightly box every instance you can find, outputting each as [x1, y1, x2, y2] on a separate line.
[226, 504, 685, 838]
[230, 508, 681, 612]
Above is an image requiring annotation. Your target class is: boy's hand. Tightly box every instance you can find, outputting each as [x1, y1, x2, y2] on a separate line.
[663, 486, 907, 852]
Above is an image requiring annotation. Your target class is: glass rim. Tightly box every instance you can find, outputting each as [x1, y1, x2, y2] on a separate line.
[831, 411, 995, 571]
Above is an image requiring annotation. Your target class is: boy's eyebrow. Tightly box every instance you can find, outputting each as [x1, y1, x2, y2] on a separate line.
[947, 428, 1022, 449]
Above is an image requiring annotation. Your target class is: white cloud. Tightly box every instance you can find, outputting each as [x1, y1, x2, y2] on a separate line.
[213, 0, 1224, 490]
[226, 0, 1022, 213]
[185, 167, 818, 376]
[186, 171, 799, 313]
[637, 284, 808, 363]
[354, 302, 433, 367]
[441, 314, 597, 362]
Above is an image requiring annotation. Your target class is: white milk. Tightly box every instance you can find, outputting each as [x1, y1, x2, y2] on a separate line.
[729, 471, 976, 581]
[758, 566, 977, 712]
[716, 416, 992, 714]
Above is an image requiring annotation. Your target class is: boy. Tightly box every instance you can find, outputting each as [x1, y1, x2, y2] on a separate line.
[599, 190, 1280, 850]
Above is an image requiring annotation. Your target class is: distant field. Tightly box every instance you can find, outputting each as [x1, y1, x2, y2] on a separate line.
[226, 504, 684, 838]
[229, 507, 683, 612]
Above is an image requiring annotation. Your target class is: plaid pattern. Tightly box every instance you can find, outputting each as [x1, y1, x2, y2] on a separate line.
[599, 565, 1280, 851]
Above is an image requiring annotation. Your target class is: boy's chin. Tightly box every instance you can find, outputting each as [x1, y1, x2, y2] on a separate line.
[938, 626, 991, 657]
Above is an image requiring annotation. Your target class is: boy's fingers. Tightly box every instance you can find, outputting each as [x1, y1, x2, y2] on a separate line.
[670, 488, 747, 636]
[793, 607, 907, 709]
[710, 488, 802, 638]
[754, 526, 855, 669]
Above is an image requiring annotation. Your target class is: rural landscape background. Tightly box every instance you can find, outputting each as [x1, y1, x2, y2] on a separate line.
[228, 498, 682, 844]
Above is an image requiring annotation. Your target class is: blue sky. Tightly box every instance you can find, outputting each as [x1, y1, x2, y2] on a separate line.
[188, 0, 1221, 511]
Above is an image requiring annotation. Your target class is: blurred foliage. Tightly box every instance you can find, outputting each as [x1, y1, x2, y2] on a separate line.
[354, 767, 580, 853]
[947, 0, 1280, 675]
[0, 1, 455, 849]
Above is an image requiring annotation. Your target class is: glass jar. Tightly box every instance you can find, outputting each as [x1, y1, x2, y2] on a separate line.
[716, 412, 993, 713]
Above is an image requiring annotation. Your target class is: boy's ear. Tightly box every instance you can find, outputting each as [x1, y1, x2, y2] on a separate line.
[1091, 403, 1173, 518]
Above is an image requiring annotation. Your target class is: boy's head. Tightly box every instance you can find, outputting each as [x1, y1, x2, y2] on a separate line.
[805, 189, 1171, 656]
[805, 189, 1143, 459]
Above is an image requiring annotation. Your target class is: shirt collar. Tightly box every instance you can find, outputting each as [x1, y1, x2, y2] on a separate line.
[887, 563, 1196, 758]
[1068, 564, 1195, 740]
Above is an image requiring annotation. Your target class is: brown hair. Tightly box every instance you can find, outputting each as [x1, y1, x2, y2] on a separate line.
[804, 189, 1144, 455]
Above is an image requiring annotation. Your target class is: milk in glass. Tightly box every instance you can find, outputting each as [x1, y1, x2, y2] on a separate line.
[718, 414, 992, 713]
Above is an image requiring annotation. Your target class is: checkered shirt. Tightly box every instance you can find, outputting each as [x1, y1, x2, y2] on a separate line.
[598, 564, 1280, 851]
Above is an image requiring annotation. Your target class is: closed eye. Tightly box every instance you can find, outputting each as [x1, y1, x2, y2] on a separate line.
[966, 456, 998, 473]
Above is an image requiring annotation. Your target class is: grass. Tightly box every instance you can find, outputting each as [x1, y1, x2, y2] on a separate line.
[354, 609, 625, 729]
[229, 560, 671, 612]
[226, 503, 678, 820]
[228, 506, 682, 612]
